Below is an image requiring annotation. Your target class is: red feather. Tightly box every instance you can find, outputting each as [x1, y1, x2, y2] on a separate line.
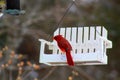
[53, 35, 74, 66]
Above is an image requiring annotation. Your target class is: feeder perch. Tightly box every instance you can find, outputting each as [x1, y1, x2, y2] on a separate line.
[39, 26, 112, 66]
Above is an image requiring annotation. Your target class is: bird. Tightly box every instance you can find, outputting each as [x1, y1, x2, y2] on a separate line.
[53, 35, 74, 66]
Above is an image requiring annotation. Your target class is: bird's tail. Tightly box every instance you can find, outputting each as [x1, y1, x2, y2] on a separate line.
[66, 51, 74, 66]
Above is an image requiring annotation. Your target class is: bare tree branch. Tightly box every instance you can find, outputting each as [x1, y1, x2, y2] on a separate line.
[41, 66, 57, 80]
[70, 66, 95, 80]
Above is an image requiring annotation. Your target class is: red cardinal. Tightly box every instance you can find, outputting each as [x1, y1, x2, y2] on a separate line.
[53, 35, 74, 66]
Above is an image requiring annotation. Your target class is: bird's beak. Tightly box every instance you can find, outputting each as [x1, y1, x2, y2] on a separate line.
[53, 37, 54, 40]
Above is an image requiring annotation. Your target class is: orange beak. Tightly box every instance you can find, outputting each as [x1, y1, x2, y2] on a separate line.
[53, 37, 54, 40]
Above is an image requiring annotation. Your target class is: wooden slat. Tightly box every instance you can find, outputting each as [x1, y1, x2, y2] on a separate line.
[96, 26, 102, 39]
[89, 27, 95, 53]
[65, 28, 71, 41]
[54, 28, 59, 36]
[83, 27, 89, 53]
[71, 27, 77, 42]
[84, 27, 89, 43]
[77, 27, 83, 44]
[102, 26, 107, 38]
[60, 28, 65, 37]
[90, 27, 95, 40]
[71, 27, 77, 54]
[77, 27, 83, 53]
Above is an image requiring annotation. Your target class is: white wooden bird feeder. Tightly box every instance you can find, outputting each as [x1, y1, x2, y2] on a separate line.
[39, 26, 112, 66]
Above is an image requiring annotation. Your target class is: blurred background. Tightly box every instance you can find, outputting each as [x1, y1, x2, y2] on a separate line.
[0, 0, 120, 80]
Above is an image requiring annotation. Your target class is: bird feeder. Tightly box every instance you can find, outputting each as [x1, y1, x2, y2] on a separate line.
[39, 26, 112, 66]
[0, 0, 25, 16]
